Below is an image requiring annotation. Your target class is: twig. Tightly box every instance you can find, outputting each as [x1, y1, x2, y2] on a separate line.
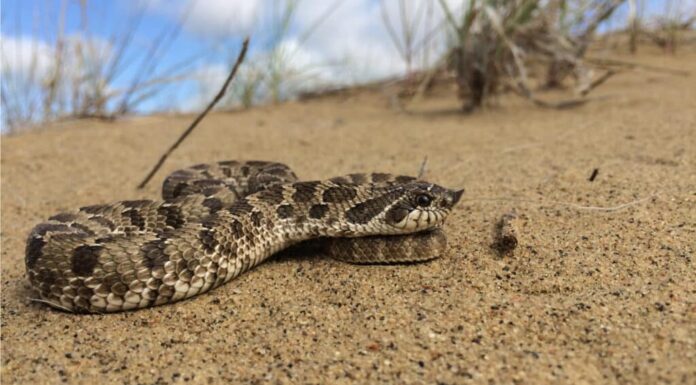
[587, 57, 690, 76]
[410, 57, 446, 103]
[493, 210, 519, 256]
[579, 69, 617, 96]
[588, 168, 599, 182]
[136, 37, 250, 189]
[29, 298, 74, 313]
[509, 79, 590, 109]
[417, 156, 428, 179]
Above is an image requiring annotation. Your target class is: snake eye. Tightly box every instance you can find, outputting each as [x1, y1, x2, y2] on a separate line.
[415, 194, 432, 207]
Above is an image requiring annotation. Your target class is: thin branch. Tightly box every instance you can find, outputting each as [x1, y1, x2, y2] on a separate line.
[136, 37, 250, 189]
[579, 69, 617, 96]
[508, 78, 592, 109]
[296, 0, 347, 46]
[381, 0, 406, 59]
[117, 4, 190, 115]
[587, 57, 690, 76]
[417, 156, 428, 179]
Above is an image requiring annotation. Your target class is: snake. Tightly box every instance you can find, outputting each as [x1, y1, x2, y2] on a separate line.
[24, 161, 463, 313]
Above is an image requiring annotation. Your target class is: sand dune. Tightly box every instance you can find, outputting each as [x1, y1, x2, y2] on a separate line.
[2, 51, 694, 385]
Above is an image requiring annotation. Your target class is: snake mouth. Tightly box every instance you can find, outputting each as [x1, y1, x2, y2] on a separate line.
[392, 209, 446, 232]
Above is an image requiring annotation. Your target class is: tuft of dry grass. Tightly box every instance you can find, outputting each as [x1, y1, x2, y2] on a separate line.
[1, 0, 194, 133]
[433, 0, 626, 112]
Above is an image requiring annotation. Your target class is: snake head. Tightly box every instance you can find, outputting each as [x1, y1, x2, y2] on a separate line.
[383, 182, 463, 232]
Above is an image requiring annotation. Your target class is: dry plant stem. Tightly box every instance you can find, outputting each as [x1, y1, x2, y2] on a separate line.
[589, 168, 600, 182]
[580, 69, 617, 96]
[417, 156, 429, 179]
[587, 57, 690, 76]
[494, 211, 519, 255]
[410, 57, 447, 103]
[509, 79, 589, 109]
[136, 37, 250, 189]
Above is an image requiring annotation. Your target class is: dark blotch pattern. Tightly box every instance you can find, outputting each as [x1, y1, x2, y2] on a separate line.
[198, 229, 218, 253]
[256, 185, 285, 205]
[37, 269, 58, 289]
[198, 214, 219, 253]
[71, 245, 102, 276]
[122, 200, 151, 209]
[171, 182, 190, 199]
[276, 204, 294, 219]
[395, 175, 416, 183]
[230, 220, 244, 238]
[348, 174, 368, 184]
[251, 211, 264, 227]
[25, 236, 46, 269]
[230, 198, 254, 215]
[385, 206, 410, 225]
[70, 223, 95, 235]
[90, 216, 116, 231]
[346, 190, 402, 224]
[265, 165, 292, 175]
[292, 181, 320, 203]
[31, 223, 71, 236]
[123, 209, 146, 230]
[141, 239, 170, 269]
[371, 173, 391, 183]
[200, 214, 218, 230]
[157, 205, 185, 229]
[309, 204, 329, 219]
[202, 186, 223, 197]
[202, 197, 223, 213]
[48, 213, 78, 223]
[329, 176, 351, 184]
[322, 186, 357, 203]
[80, 204, 109, 214]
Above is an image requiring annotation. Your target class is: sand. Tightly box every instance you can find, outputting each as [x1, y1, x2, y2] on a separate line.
[1, 51, 695, 385]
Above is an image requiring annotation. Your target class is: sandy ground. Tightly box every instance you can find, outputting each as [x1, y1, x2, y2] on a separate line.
[2, 51, 695, 385]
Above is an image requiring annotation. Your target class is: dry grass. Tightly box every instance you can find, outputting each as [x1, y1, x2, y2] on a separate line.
[1, 0, 193, 133]
[434, 0, 627, 112]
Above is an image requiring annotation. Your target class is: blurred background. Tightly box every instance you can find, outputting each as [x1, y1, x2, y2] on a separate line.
[1, 0, 694, 133]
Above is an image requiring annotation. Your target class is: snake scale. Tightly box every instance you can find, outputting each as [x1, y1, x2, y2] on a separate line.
[25, 161, 463, 313]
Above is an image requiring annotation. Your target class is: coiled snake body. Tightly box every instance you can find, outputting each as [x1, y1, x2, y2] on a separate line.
[25, 161, 463, 313]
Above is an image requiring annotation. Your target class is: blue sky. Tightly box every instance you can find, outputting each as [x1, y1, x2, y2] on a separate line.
[2, 0, 413, 115]
[0, 0, 690, 128]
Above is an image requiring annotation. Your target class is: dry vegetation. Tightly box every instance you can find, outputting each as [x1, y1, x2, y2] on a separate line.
[2, 0, 694, 130]
[0, 0, 196, 133]
[337, 0, 695, 113]
[2, 3, 695, 385]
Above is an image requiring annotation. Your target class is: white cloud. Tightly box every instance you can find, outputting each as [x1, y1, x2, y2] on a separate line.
[157, 0, 460, 110]
[290, 0, 458, 83]
[1, 33, 117, 130]
[0, 35, 54, 78]
[294, 0, 403, 81]
[1, 34, 114, 82]
[154, 0, 456, 84]
[161, 0, 262, 37]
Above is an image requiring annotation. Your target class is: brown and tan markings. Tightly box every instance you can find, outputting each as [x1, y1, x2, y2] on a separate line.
[25, 160, 463, 313]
